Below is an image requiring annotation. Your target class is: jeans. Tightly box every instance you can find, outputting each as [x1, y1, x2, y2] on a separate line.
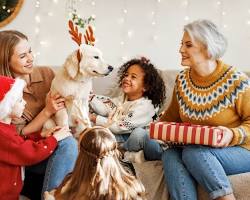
[118, 128, 149, 152]
[162, 145, 250, 200]
[142, 131, 163, 160]
[26, 136, 78, 199]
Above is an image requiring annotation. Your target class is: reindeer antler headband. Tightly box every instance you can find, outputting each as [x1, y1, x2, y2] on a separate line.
[68, 20, 96, 62]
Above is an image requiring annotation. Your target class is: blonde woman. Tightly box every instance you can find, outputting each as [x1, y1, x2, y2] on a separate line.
[45, 126, 146, 200]
[0, 30, 78, 199]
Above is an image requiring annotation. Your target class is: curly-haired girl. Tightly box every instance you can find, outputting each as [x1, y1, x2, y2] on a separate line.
[89, 57, 165, 151]
[44, 127, 146, 200]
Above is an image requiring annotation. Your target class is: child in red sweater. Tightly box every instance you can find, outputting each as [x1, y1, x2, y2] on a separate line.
[0, 75, 71, 200]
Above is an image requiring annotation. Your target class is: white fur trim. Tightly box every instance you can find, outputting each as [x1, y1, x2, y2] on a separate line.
[0, 78, 26, 120]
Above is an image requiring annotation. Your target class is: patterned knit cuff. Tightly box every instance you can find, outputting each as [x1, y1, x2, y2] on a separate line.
[230, 127, 247, 146]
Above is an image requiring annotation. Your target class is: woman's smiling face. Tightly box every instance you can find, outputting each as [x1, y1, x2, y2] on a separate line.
[9, 39, 34, 77]
[179, 31, 209, 68]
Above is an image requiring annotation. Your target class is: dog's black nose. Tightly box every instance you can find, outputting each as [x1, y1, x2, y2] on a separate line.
[108, 66, 113, 71]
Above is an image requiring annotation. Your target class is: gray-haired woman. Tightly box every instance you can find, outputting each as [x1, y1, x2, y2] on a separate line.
[140, 19, 250, 200]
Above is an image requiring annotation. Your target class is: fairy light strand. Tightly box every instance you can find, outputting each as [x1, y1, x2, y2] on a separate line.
[34, 0, 41, 63]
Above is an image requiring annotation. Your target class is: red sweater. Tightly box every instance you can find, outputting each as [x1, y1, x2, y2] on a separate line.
[0, 122, 58, 200]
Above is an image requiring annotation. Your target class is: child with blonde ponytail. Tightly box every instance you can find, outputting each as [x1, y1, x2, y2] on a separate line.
[45, 126, 146, 200]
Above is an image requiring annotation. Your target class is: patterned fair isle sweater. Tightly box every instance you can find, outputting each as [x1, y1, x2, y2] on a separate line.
[160, 60, 250, 150]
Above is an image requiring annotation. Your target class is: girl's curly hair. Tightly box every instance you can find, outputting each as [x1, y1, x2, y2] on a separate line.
[118, 57, 166, 108]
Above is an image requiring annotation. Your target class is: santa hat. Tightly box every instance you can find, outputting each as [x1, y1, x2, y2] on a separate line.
[0, 75, 26, 120]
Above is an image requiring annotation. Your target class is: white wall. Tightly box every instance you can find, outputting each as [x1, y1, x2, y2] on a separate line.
[2, 0, 250, 71]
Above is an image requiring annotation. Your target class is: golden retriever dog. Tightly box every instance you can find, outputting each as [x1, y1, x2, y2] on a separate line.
[43, 44, 113, 136]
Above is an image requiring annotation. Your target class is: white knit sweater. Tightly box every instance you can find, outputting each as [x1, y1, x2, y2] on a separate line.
[90, 94, 157, 134]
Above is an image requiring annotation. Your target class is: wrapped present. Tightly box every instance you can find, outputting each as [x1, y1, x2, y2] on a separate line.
[150, 122, 223, 146]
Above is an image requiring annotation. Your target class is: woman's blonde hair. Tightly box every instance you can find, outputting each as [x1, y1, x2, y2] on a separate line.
[56, 126, 146, 200]
[0, 30, 28, 77]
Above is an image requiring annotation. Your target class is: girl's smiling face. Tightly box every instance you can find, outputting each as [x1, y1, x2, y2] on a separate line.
[121, 64, 146, 101]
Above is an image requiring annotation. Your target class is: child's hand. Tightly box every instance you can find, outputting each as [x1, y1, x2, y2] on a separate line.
[44, 92, 65, 117]
[41, 126, 61, 138]
[89, 113, 97, 123]
[44, 190, 55, 200]
[53, 126, 72, 141]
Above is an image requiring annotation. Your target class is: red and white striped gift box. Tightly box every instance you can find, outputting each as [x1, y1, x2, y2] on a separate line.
[150, 122, 223, 146]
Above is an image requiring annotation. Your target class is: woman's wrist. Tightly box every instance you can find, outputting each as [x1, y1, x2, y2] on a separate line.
[43, 107, 53, 118]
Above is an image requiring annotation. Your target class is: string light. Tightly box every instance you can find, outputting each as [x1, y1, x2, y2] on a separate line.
[35, 15, 41, 23]
[117, 17, 125, 24]
[120, 0, 128, 60]
[153, 35, 158, 41]
[151, 0, 160, 42]
[246, 7, 250, 43]
[35, 27, 40, 34]
[182, 0, 189, 6]
[28, 0, 250, 67]
[127, 30, 133, 38]
[183, 0, 190, 21]
[66, 0, 78, 18]
[33, 0, 41, 61]
[216, 0, 227, 29]
[47, 12, 54, 17]
[35, 1, 40, 8]
[184, 16, 189, 21]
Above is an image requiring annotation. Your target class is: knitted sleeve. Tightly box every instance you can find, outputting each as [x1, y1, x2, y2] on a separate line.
[230, 86, 250, 146]
[96, 99, 156, 134]
[90, 94, 117, 117]
[159, 87, 182, 122]
[0, 135, 57, 166]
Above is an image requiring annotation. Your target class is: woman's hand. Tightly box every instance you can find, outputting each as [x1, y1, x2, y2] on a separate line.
[213, 126, 233, 148]
[41, 126, 61, 138]
[44, 92, 65, 117]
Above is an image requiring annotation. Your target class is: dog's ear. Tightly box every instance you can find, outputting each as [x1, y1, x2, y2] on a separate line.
[63, 51, 79, 79]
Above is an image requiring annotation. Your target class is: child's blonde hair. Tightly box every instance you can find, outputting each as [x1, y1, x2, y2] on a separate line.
[55, 126, 146, 200]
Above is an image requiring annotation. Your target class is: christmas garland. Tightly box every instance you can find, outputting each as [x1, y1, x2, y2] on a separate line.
[71, 10, 95, 29]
